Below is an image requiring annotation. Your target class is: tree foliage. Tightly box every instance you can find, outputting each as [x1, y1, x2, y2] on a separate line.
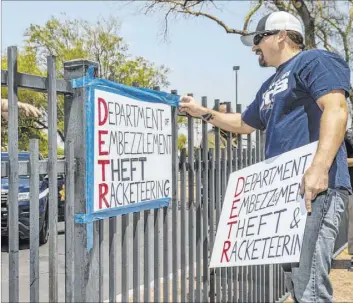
[1, 51, 52, 155]
[177, 133, 187, 150]
[2, 15, 171, 154]
[24, 15, 170, 86]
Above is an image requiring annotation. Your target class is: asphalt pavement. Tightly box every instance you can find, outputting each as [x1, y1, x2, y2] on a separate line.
[1, 208, 200, 302]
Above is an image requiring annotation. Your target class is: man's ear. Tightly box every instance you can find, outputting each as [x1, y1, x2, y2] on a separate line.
[278, 30, 287, 43]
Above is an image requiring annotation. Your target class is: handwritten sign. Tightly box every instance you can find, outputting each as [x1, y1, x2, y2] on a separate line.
[209, 141, 318, 268]
[71, 73, 179, 250]
[92, 89, 172, 212]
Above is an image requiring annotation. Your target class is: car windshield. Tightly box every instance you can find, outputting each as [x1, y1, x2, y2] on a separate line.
[1, 153, 32, 179]
[1, 153, 31, 161]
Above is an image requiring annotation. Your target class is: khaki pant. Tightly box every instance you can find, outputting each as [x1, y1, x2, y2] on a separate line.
[349, 195, 353, 254]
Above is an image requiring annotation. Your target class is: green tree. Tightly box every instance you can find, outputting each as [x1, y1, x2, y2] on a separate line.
[24, 15, 170, 86]
[177, 116, 188, 128]
[1, 51, 51, 155]
[178, 133, 187, 150]
[2, 15, 171, 153]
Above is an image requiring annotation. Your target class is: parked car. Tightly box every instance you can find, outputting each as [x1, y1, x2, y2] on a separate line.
[1, 152, 49, 245]
[57, 171, 65, 222]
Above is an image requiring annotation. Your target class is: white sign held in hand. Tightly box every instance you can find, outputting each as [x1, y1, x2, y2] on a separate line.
[209, 141, 318, 268]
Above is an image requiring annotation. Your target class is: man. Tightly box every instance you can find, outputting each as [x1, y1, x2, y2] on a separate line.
[179, 11, 351, 303]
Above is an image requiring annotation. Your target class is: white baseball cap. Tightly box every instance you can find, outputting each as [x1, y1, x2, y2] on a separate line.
[241, 11, 304, 47]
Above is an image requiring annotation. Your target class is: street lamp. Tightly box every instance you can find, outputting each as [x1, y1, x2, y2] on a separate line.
[233, 66, 240, 112]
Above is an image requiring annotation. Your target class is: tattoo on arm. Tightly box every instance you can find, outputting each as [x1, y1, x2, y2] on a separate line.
[201, 113, 214, 121]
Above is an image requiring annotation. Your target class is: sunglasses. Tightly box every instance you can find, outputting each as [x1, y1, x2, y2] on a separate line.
[253, 30, 280, 45]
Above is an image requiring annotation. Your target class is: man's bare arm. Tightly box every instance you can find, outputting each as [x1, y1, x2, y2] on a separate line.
[179, 95, 256, 134]
[1, 99, 41, 118]
[198, 109, 255, 134]
[312, 90, 348, 170]
[301, 90, 348, 212]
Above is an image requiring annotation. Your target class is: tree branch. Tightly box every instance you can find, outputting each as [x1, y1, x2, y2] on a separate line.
[273, 0, 297, 15]
[163, 4, 178, 40]
[34, 119, 65, 142]
[175, 7, 247, 34]
[317, 0, 351, 63]
[243, 0, 264, 31]
[317, 3, 344, 36]
[345, 3, 353, 36]
[291, 0, 316, 48]
[315, 28, 335, 52]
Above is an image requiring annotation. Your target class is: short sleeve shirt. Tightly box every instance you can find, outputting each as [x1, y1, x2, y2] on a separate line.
[345, 138, 353, 187]
[242, 49, 352, 191]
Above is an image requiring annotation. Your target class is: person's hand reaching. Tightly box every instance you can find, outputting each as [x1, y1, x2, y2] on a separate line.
[179, 95, 208, 117]
[1, 99, 41, 120]
[18, 101, 41, 117]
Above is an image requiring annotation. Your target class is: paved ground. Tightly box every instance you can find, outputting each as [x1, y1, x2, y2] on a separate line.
[285, 247, 353, 303]
[1, 216, 174, 302]
[1, 222, 67, 302]
[329, 248, 353, 303]
[1, 209, 194, 302]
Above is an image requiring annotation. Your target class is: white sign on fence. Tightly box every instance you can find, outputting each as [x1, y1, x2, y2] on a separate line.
[93, 89, 172, 212]
[209, 141, 318, 268]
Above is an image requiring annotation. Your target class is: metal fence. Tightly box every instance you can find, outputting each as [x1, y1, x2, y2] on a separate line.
[1, 44, 345, 302]
[1, 45, 75, 303]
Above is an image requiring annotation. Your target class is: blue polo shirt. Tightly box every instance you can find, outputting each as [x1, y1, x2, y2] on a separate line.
[242, 49, 352, 191]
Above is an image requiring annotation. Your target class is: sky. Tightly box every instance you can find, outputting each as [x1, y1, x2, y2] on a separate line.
[1, 0, 275, 111]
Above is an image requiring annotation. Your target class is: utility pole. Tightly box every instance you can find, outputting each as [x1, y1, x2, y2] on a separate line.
[233, 66, 240, 111]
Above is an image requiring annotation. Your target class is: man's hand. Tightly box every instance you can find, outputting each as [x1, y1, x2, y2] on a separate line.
[18, 102, 41, 117]
[1, 99, 41, 120]
[179, 95, 208, 117]
[300, 164, 329, 213]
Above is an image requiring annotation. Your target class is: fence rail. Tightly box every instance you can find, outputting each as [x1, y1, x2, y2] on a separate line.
[1, 70, 72, 95]
[1, 44, 347, 303]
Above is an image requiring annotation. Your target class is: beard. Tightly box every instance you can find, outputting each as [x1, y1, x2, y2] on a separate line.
[256, 50, 268, 67]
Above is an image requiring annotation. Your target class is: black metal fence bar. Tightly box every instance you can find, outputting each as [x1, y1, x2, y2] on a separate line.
[143, 209, 151, 302]
[214, 100, 222, 303]
[7, 45, 20, 303]
[188, 107, 195, 303]
[47, 55, 59, 303]
[121, 214, 129, 302]
[209, 148, 216, 303]
[29, 139, 40, 303]
[201, 96, 210, 303]
[180, 148, 187, 302]
[171, 92, 179, 303]
[65, 140, 75, 303]
[226, 102, 233, 303]
[133, 212, 141, 302]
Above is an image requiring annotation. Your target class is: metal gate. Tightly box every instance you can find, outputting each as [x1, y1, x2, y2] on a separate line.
[1, 45, 299, 302]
